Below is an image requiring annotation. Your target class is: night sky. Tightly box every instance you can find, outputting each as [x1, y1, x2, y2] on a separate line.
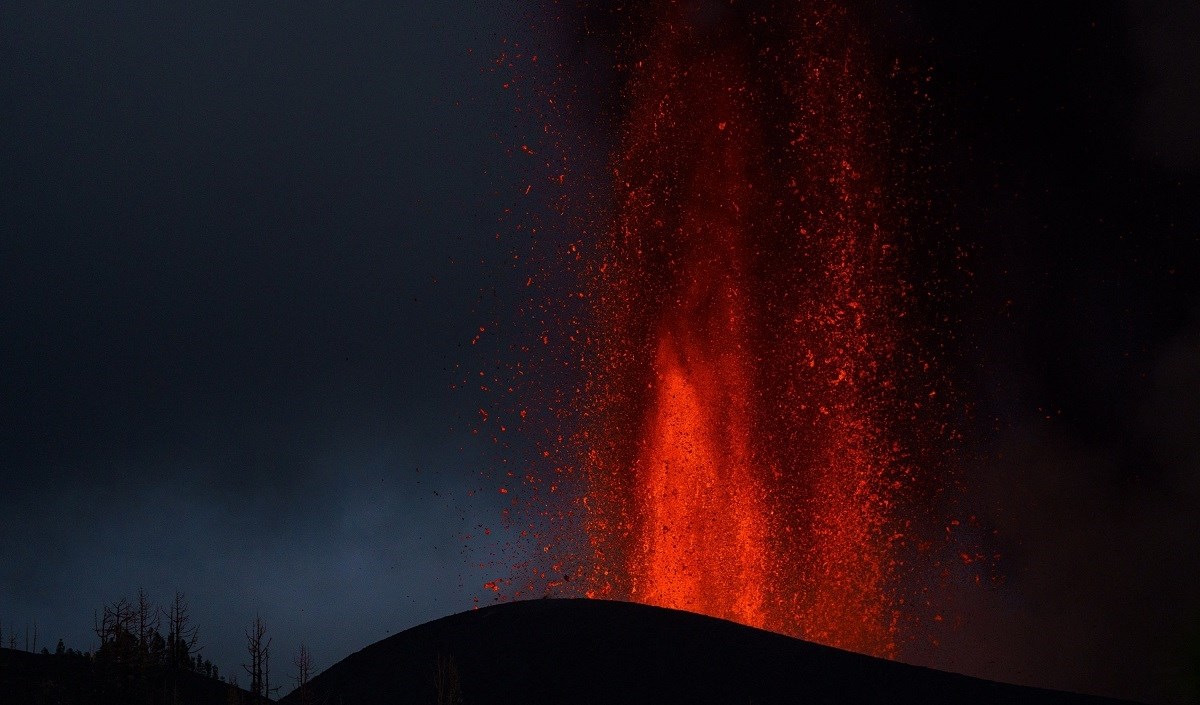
[1, 0, 541, 686]
[2, 2, 1198, 704]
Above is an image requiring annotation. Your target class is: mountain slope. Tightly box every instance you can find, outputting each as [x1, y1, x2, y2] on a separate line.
[0, 647, 249, 705]
[282, 598, 1140, 705]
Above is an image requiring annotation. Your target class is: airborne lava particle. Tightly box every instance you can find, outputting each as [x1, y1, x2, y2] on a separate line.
[487, 0, 964, 661]
[564, 1, 959, 659]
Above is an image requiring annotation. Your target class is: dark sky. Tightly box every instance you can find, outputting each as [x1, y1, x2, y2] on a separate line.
[1, 0, 548, 685]
[919, 1, 1200, 436]
[897, 4, 1200, 704]
[2, 2, 1199, 704]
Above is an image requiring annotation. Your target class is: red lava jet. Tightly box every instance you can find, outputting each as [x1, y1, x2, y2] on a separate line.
[568, 0, 951, 659]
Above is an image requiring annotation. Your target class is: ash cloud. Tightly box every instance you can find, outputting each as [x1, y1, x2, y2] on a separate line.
[898, 3, 1200, 702]
[1131, 0, 1200, 169]
[941, 322, 1200, 703]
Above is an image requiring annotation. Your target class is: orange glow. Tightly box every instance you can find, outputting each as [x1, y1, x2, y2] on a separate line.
[481, 0, 965, 660]
[633, 276, 768, 626]
[618, 50, 769, 625]
[572, 1, 927, 659]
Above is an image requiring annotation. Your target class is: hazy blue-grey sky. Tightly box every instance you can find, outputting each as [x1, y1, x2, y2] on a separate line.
[0, 0, 556, 681]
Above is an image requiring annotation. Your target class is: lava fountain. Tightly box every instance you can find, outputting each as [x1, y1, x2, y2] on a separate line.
[573, 0, 948, 659]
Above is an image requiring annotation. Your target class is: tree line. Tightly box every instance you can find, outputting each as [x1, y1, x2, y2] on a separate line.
[2, 589, 316, 705]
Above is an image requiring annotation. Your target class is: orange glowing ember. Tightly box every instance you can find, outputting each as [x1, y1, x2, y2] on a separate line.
[565, 0, 951, 659]
[633, 254, 768, 627]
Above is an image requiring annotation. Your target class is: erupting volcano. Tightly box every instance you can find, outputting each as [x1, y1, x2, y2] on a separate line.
[552, 0, 956, 661]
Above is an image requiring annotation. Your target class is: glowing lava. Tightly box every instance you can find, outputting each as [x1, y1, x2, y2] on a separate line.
[600, 41, 771, 627]
[573, 1, 946, 659]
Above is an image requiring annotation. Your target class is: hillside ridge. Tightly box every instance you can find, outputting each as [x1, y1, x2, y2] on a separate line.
[283, 598, 1144, 705]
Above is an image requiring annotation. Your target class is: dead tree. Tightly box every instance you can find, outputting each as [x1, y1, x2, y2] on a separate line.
[135, 588, 159, 670]
[292, 642, 314, 704]
[94, 597, 139, 696]
[264, 638, 279, 701]
[164, 592, 200, 705]
[94, 598, 137, 664]
[166, 591, 199, 669]
[243, 615, 272, 702]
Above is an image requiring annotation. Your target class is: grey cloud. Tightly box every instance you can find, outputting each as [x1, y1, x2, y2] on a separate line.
[1132, 0, 1200, 169]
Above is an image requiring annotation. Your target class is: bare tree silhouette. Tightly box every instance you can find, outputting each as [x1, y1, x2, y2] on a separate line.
[243, 615, 277, 702]
[292, 642, 314, 705]
[166, 592, 200, 669]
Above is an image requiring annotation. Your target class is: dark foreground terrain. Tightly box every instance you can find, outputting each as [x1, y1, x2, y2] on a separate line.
[0, 646, 251, 705]
[281, 598, 1142, 705]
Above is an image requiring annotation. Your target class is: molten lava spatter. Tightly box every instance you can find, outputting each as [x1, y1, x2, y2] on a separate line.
[605, 38, 772, 626]
[571, 1, 947, 659]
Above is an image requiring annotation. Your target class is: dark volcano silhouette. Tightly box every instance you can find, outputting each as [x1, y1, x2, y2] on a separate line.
[281, 598, 1140, 705]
